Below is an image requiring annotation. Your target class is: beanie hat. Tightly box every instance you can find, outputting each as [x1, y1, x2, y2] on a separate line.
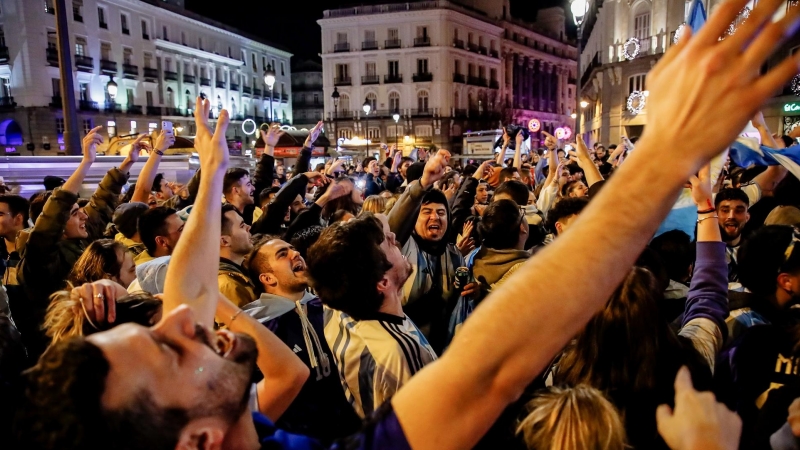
[112, 202, 148, 239]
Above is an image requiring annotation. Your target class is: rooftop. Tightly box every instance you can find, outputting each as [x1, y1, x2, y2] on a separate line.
[322, 0, 491, 23]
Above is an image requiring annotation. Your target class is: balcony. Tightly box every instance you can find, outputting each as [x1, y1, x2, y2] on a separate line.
[454, 108, 467, 118]
[490, 49, 499, 58]
[79, 100, 99, 111]
[0, 97, 16, 111]
[122, 28, 130, 35]
[413, 108, 432, 116]
[384, 74, 402, 84]
[46, 6, 55, 14]
[281, 94, 288, 103]
[477, 46, 487, 55]
[100, 59, 117, 75]
[361, 75, 380, 85]
[216, 80, 226, 88]
[334, 42, 350, 53]
[362, 40, 378, 50]
[164, 70, 178, 81]
[143, 67, 158, 81]
[200, 77, 210, 86]
[334, 76, 351, 86]
[453, 73, 465, 83]
[50, 96, 62, 108]
[127, 104, 142, 114]
[74, 14, 83, 23]
[272, 92, 280, 101]
[164, 107, 185, 116]
[385, 38, 401, 49]
[489, 79, 499, 89]
[123, 64, 138, 78]
[468, 76, 487, 87]
[75, 55, 93, 72]
[183, 74, 195, 84]
[453, 38, 464, 49]
[104, 102, 122, 113]
[253, 88, 262, 97]
[254, 115, 264, 123]
[412, 72, 433, 82]
[242, 86, 252, 96]
[468, 43, 478, 52]
[414, 36, 431, 47]
[146, 106, 162, 116]
[46, 47, 59, 66]
[142, 33, 149, 40]
[0, 46, 8, 64]
[230, 83, 239, 91]
[99, 21, 108, 29]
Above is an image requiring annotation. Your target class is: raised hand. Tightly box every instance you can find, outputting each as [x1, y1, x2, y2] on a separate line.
[420, 149, 451, 189]
[473, 160, 494, 180]
[304, 121, 323, 148]
[127, 134, 148, 162]
[689, 163, 713, 210]
[153, 129, 175, 153]
[193, 96, 229, 171]
[444, 182, 458, 202]
[302, 171, 326, 182]
[456, 220, 475, 256]
[260, 123, 285, 148]
[82, 125, 104, 164]
[643, 0, 800, 170]
[656, 367, 741, 450]
[541, 130, 557, 150]
[70, 279, 129, 327]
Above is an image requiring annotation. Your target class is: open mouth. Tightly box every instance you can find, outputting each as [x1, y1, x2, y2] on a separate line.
[427, 224, 441, 233]
[292, 261, 305, 273]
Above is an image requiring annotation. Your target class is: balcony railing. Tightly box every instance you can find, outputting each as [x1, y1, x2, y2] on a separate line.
[183, 74, 195, 84]
[146, 106, 162, 116]
[489, 49, 499, 58]
[334, 42, 350, 53]
[122, 28, 129, 35]
[0, 97, 16, 110]
[414, 36, 431, 47]
[200, 77, 211, 86]
[104, 102, 122, 112]
[454, 108, 467, 118]
[216, 81, 226, 88]
[100, 59, 117, 75]
[164, 70, 178, 81]
[75, 55, 93, 72]
[413, 108, 432, 116]
[164, 107, 185, 116]
[123, 64, 138, 78]
[253, 88, 262, 97]
[384, 74, 402, 84]
[468, 43, 478, 52]
[272, 92, 280, 101]
[143, 67, 158, 80]
[334, 76, 351, 86]
[74, 14, 83, 23]
[412, 72, 433, 82]
[142, 33, 149, 40]
[99, 21, 108, 29]
[453, 38, 464, 49]
[50, 96, 62, 108]
[127, 104, 142, 114]
[362, 40, 378, 50]
[281, 94, 288, 103]
[477, 46, 487, 55]
[385, 38, 401, 49]
[46, 47, 59, 66]
[0, 46, 8, 64]
[468, 76, 487, 87]
[79, 100, 99, 111]
[230, 83, 239, 91]
[362, 75, 380, 85]
[242, 86, 252, 95]
[453, 73, 465, 83]
[489, 79, 499, 89]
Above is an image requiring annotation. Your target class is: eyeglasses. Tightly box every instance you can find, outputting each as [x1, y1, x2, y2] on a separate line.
[782, 226, 800, 271]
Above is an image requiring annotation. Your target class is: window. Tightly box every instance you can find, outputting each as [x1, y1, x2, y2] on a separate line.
[123, 47, 132, 65]
[75, 37, 87, 56]
[280, 62, 285, 76]
[387, 125, 401, 137]
[271, 58, 276, 73]
[313, 93, 319, 104]
[415, 125, 432, 137]
[340, 93, 350, 114]
[417, 90, 429, 112]
[454, 28, 459, 39]
[280, 82, 285, 95]
[416, 26, 428, 38]
[164, 57, 171, 72]
[467, 63, 474, 77]
[416, 58, 428, 74]
[52, 78, 60, 96]
[634, 11, 651, 40]
[126, 88, 134, 105]
[98, 7, 107, 28]
[143, 52, 152, 68]
[56, 118, 65, 134]
[146, 91, 153, 106]
[338, 128, 352, 139]
[162, 25, 168, 41]
[388, 60, 399, 77]
[166, 87, 174, 107]
[367, 128, 380, 139]
[490, 68, 497, 82]
[79, 82, 89, 101]
[120, 14, 129, 35]
[262, 56, 266, 72]
[100, 42, 111, 60]
[0, 26, 5, 48]
[454, 60, 461, 74]
[252, 53, 257, 71]
[336, 32, 347, 44]
[365, 62, 376, 77]
[83, 119, 92, 135]
[0, 77, 9, 99]
[72, 0, 82, 22]
[468, 32, 473, 44]
[141, 20, 149, 39]
[389, 91, 400, 111]
[197, 38, 202, 51]
[45, 0, 55, 14]
[388, 28, 398, 40]
[628, 74, 646, 95]
[478, 36, 484, 47]
[366, 92, 377, 111]
[365, 29, 375, 42]
[478, 66, 485, 79]
[47, 30, 57, 49]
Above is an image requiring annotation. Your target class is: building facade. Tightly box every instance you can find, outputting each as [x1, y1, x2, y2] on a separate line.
[577, 0, 799, 146]
[0, 0, 291, 155]
[291, 59, 323, 130]
[318, 0, 576, 156]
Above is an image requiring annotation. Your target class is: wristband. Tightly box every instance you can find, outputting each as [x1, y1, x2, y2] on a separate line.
[228, 309, 243, 327]
[697, 207, 715, 215]
[155, 150, 164, 156]
[697, 215, 719, 224]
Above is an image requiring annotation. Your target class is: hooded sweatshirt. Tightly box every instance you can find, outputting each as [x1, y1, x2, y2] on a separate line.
[242, 292, 361, 443]
[128, 255, 170, 295]
[472, 247, 530, 288]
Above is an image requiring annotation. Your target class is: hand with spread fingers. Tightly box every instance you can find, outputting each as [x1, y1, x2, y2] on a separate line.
[193, 96, 230, 171]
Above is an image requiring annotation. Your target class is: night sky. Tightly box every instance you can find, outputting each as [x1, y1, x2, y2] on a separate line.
[185, 0, 572, 62]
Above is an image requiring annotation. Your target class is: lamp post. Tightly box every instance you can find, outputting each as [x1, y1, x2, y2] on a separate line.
[362, 98, 371, 156]
[54, 0, 81, 155]
[392, 111, 400, 150]
[264, 64, 276, 122]
[330, 87, 340, 145]
[107, 77, 118, 138]
[571, 0, 588, 140]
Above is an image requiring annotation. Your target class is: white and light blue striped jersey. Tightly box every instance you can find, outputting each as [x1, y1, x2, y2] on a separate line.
[323, 307, 437, 418]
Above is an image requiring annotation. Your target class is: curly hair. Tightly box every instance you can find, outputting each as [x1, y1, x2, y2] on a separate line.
[67, 239, 126, 287]
[306, 214, 392, 319]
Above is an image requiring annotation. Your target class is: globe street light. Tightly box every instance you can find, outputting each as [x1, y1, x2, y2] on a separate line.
[571, 0, 589, 140]
[362, 98, 371, 155]
[580, 100, 589, 109]
[107, 77, 118, 137]
[264, 64, 276, 122]
[392, 111, 400, 150]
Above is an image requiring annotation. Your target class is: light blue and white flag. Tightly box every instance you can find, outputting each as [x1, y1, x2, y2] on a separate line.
[687, 0, 707, 32]
[730, 137, 800, 181]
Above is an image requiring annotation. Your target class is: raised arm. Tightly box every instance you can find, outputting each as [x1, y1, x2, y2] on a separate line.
[292, 121, 322, 177]
[387, 150, 449, 245]
[392, 1, 800, 447]
[540, 131, 559, 189]
[62, 126, 102, 195]
[513, 133, 523, 169]
[569, 135, 604, 188]
[162, 98, 229, 327]
[132, 131, 175, 204]
[495, 131, 509, 166]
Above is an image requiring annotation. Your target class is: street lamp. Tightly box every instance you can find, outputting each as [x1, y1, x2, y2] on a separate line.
[580, 100, 589, 109]
[107, 77, 118, 138]
[571, 0, 589, 140]
[264, 64, 276, 122]
[392, 111, 400, 150]
[362, 98, 371, 155]
[331, 86, 340, 118]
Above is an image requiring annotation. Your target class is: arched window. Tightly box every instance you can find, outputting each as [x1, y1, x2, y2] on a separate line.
[166, 87, 174, 107]
[366, 92, 377, 111]
[185, 90, 192, 111]
[231, 98, 237, 116]
[417, 90, 429, 113]
[389, 91, 400, 112]
[340, 93, 350, 115]
[631, 0, 652, 41]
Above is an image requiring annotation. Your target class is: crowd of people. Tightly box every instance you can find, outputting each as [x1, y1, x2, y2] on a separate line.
[1, 1, 800, 448]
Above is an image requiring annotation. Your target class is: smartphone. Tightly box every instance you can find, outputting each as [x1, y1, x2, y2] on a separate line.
[162, 121, 173, 133]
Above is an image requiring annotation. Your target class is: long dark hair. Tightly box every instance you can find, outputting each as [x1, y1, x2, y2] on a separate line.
[68, 239, 126, 286]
